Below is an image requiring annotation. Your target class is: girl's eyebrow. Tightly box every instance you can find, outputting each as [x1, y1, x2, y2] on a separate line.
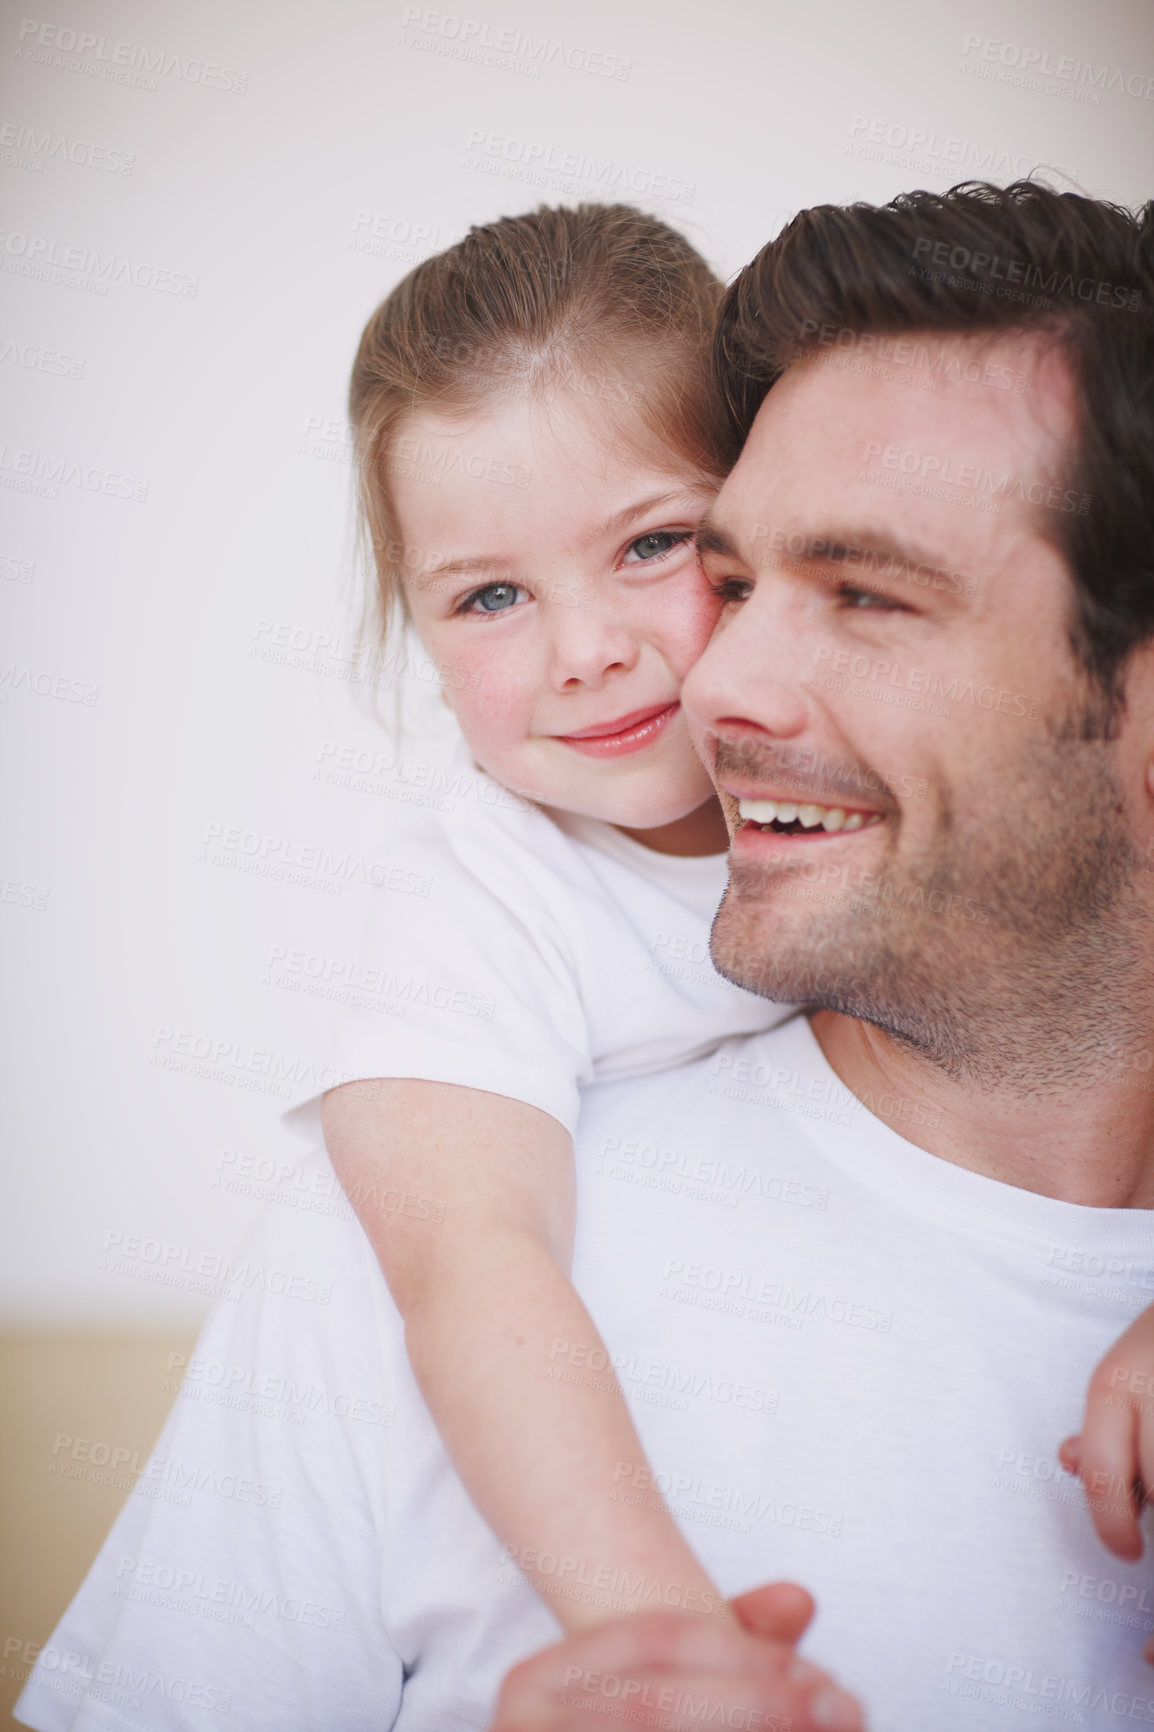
[588, 490, 702, 543]
[419, 490, 703, 581]
[420, 555, 513, 582]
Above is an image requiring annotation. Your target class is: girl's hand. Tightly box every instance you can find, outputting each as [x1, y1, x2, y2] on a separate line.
[1059, 1307, 1154, 1663]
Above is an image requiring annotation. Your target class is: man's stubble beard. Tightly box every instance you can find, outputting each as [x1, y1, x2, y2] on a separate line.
[709, 720, 1151, 1094]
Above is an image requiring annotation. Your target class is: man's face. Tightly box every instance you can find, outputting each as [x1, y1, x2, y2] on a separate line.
[683, 332, 1150, 1080]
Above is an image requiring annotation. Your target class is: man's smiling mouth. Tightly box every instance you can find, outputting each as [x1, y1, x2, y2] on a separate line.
[736, 796, 886, 836]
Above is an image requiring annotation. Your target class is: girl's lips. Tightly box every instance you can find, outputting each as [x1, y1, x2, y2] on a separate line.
[556, 702, 680, 759]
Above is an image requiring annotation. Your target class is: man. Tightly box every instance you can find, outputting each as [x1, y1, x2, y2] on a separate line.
[17, 183, 1154, 1732]
[491, 179, 1154, 1728]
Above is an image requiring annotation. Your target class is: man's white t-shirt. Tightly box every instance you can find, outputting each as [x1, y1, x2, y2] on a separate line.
[17, 1016, 1154, 1732]
[285, 747, 789, 1139]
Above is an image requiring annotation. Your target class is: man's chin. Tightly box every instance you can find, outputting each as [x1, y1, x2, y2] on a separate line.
[709, 897, 871, 1011]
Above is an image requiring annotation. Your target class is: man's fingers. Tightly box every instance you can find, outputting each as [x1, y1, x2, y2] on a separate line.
[497, 1609, 801, 1702]
[493, 1661, 861, 1732]
[1058, 1434, 1081, 1476]
[489, 1609, 861, 1732]
[731, 1580, 815, 1645]
[1137, 1403, 1154, 1546]
[1082, 1362, 1143, 1559]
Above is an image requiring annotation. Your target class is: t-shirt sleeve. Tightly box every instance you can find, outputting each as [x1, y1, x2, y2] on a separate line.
[307, 816, 594, 1138]
[14, 1176, 405, 1732]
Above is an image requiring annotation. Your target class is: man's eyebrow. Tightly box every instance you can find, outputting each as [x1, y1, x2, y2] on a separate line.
[695, 519, 972, 595]
[694, 516, 741, 559]
[781, 530, 962, 582]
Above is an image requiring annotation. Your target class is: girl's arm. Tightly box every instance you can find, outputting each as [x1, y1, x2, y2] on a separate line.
[322, 1077, 729, 1633]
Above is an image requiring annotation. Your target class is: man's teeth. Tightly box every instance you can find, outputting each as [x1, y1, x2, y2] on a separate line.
[736, 798, 883, 833]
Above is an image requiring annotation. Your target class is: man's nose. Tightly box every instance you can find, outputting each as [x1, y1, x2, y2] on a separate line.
[548, 596, 640, 690]
[682, 591, 809, 742]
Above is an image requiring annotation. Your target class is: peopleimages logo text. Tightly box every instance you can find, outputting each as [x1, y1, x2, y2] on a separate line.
[15, 19, 249, 92]
[960, 33, 1154, 101]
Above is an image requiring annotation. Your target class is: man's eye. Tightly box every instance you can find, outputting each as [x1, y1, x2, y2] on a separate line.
[623, 530, 692, 564]
[460, 582, 526, 615]
[708, 577, 752, 603]
[837, 583, 904, 611]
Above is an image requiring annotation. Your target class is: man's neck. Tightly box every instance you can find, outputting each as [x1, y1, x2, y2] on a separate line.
[810, 1009, 1154, 1208]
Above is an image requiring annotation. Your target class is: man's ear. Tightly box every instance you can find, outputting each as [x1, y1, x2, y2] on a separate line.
[1116, 639, 1154, 871]
[1122, 641, 1154, 785]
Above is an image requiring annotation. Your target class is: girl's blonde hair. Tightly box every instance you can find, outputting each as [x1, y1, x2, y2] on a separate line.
[348, 203, 735, 651]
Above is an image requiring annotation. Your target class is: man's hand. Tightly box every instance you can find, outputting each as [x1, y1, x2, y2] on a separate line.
[489, 1584, 863, 1731]
[1060, 1308, 1154, 1664]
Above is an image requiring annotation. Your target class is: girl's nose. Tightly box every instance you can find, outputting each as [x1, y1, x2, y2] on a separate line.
[548, 600, 641, 691]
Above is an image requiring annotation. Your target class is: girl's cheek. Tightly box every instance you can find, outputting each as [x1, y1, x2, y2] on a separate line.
[416, 618, 499, 713]
[436, 639, 487, 699]
[446, 668, 533, 757]
[415, 611, 538, 754]
[659, 568, 726, 678]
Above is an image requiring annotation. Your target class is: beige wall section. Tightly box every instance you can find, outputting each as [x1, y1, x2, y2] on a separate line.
[0, 1334, 196, 1726]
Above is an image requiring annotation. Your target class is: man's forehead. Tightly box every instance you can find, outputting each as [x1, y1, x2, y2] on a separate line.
[707, 328, 1075, 561]
[766, 328, 1068, 440]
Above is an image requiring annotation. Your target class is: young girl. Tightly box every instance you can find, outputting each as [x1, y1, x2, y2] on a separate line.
[316, 201, 1153, 1639]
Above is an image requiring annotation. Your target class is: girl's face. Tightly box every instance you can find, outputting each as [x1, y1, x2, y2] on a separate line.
[392, 391, 724, 832]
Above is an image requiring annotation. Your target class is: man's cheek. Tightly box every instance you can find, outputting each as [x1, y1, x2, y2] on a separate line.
[683, 713, 725, 800]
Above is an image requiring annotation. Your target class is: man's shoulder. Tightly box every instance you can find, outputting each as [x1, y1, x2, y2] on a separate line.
[170, 1142, 407, 1470]
[213, 1143, 390, 1331]
[12, 1143, 413, 1732]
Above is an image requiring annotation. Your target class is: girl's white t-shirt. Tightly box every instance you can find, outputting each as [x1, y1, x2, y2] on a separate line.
[290, 747, 791, 1135]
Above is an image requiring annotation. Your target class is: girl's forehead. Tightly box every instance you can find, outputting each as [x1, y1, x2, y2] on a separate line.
[398, 389, 715, 493]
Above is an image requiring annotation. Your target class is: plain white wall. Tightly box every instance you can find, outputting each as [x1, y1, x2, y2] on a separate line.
[3, 0, 1151, 1326]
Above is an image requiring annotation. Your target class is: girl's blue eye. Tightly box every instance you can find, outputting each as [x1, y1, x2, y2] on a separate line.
[463, 582, 524, 614]
[624, 530, 691, 563]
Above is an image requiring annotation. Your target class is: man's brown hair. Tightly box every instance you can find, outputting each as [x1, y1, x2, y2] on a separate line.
[715, 180, 1154, 700]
